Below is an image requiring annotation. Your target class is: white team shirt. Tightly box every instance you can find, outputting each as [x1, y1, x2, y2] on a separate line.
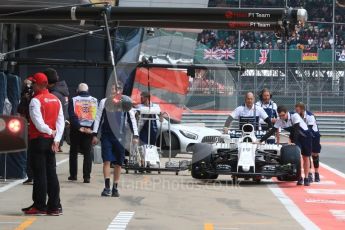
[274, 112, 308, 131]
[231, 104, 269, 120]
[255, 100, 277, 124]
[136, 103, 161, 114]
[135, 103, 161, 130]
[303, 111, 319, 132]
[255, 100, 278, 112]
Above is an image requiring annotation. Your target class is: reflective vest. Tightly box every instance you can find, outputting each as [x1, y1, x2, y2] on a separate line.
[72, 95, 97, 127]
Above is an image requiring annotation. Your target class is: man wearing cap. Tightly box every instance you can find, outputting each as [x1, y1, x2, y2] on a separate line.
[22, 72, 64, 215]
[44, 68, 69, 152]
[68, 83, 98, 183]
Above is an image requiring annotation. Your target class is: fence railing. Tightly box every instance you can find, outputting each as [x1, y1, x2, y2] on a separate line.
[194, 48, 345, 65]
[184, 90, 345, 112]
[182, 113, 345, 137]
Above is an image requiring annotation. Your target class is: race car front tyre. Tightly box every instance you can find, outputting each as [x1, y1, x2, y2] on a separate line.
[278, 145, 301, 181]
[191, 143, 218, 180]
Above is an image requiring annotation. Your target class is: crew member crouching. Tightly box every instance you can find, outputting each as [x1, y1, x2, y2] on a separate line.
[259, 105, 312, 186]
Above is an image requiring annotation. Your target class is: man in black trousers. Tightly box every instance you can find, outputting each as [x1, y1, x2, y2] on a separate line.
[22, 72, 64, 216]
[68, 83, 98, 183]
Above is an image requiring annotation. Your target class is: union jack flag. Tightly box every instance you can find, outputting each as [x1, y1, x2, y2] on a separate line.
[204, 49, 216, 59]
[258, 49, 269, 65]
[204, 48, 235, 60]
[222, 49, 235, 60]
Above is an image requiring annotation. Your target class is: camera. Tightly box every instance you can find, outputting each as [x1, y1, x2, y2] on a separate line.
[22, 84, 33, 98]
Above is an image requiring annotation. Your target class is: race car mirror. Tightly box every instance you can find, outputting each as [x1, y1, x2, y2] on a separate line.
[0, 115, 28, 153]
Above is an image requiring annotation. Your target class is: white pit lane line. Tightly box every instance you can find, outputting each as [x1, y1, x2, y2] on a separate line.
[0, 157, 69, 193]
[267, 183, 320, 230]
[305, 199, 345, 205]
[107, 212, 135, 230]
[267, 161, 345, 230]
[320, 162, 345, 179]
[330, 210, 345, 221]
[306, 189, 345, 195]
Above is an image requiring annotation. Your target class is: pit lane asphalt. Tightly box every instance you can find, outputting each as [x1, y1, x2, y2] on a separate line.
[0, 137, 343, 230]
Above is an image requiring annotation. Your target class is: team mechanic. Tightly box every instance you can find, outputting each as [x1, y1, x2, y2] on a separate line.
[223, 92, 272, 134]
[256, 88, 278, 143]
[22, 73, 64, 215]
[295, 102, 321, 183]
[92, 84, 139, 197]
[259, 105, 312, 186]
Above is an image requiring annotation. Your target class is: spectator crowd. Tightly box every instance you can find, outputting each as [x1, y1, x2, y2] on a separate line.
[197, 0, 345, 51]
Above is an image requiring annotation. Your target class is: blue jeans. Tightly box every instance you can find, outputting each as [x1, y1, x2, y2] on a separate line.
[0, 72, 7, 114]
[6, 74, 20, 115]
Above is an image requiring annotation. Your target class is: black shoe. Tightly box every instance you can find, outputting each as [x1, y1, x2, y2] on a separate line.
[314, 172, 320, 182]
[101, 188, 111, 197]
[23, 179, 33, 185]
[112, 188, 120, 197]
[304, 178, 310, 186]
[68, 176, 77, 181]
[83, 178, 90, 183]
[21, 204, 34, 212]
[308, 172, 313, 183]
[297, 177, 303, 185]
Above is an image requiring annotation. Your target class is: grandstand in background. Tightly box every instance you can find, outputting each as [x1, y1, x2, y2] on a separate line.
[142, 0, 345, 112]
[192, 0, 345, 112]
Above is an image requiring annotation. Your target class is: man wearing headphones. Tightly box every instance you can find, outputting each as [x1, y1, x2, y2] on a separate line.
[256, 88, 278, 128]
[256, 88, 278, 143]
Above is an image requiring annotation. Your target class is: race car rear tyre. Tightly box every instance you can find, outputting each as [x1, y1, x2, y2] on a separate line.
[191, 143, 218, 180]
[278, 145, 301, 181]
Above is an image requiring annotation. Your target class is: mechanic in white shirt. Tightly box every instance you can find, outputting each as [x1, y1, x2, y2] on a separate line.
[136, 91, 163, 145]
[223, 92, 272, 134]
[259, 105, 312, 186]
[256, 88, 278, 129]
[255, 88, 278, 143]
[295, 102, 321, 182]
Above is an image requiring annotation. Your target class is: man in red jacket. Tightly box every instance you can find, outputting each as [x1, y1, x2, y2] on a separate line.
[22, 73, 65, 216]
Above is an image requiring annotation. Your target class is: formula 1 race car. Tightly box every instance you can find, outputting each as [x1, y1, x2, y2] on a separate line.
[191, 124, 301, 183]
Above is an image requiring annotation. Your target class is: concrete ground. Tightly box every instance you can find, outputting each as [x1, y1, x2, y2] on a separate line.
[0, 137, 343, 230]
